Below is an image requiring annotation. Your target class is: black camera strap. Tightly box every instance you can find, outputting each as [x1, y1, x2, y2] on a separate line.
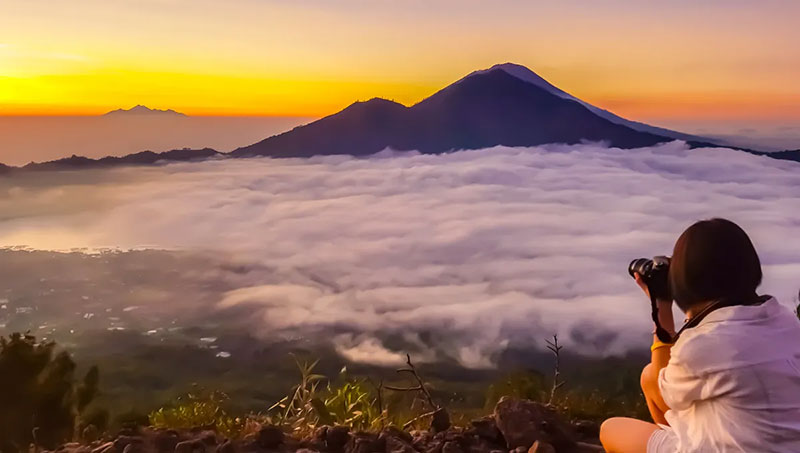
[654, 294, 768, 344]
[650, 292, 674, 343]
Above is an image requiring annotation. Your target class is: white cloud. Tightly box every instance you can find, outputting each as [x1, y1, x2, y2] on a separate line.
[1, 141, 799, 367]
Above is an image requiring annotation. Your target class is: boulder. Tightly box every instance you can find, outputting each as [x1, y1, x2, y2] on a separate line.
[385, 436, 416, 453]
[114, 437, 143, 453]
[493, 398, 575, 450]
[92, 442, 115, 453]
[571, 421, 599, 441]
[198, 431, 217, 446]
[122, 444, 142, 453]
[469, 417, 502, 444]
[441, 442, 461, 453]
[326, 426, 351, 452]
[256, 426, 284, 449]
[379, 427, 413, 445]
[216, 441, 236, 453]
[153, 431, 180, 453]
[175, 440, 205, 453]
[345, 432, 380, 453]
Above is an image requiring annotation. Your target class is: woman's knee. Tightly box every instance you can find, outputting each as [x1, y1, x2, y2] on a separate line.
[641, 363, 658, 395]
[600, 417, 628, 452]
[600, 417, 622, 444]
[600, 417, 659, 453]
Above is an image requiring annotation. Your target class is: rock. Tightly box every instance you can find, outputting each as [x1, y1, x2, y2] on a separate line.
[92, 442, 115, 453]
[154, 431, 181, 453]
[422, 438, 443, 453]
[572, 443, 605, 452]
[175, 440, 205, 453]
[470, 417, 502, 444]
[380, 426, 413, 444]
[256, 426, 284, 449]
[441, 442, 462, 453]
[493, 398, 575, 450]
[345, 432, 380, 453]
[527, 442, 554, 453]
[385, 436, 416, 453]
[326, 426, 351, 451]
[198, 431, 217, 446]
[122, 444, 142, 453]
[313, 426, 329, 444]
[430, 409, 451, 433]
[114, 437, 143, 453]
[571, 421, 599, 440]
[216, 440, 235, 453]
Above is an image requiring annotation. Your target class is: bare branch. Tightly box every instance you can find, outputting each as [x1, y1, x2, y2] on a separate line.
[387, 353, 437, 410]
[546, 334, 566, 406]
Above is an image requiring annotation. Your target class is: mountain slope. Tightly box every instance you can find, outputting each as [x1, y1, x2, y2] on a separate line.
[476, 63, 704, 142]
[232, 98, 410, 158]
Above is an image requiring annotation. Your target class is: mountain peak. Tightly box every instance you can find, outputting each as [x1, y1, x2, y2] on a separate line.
[104, 105, 186, 116]
[467, 62, 702, 143]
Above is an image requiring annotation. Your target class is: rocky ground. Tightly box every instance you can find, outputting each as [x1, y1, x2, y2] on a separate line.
[45, 398, 604, 453]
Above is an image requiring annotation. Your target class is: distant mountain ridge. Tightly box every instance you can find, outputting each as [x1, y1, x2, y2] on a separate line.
[104, 105, 186, 116]
[3, 64, 799, 171]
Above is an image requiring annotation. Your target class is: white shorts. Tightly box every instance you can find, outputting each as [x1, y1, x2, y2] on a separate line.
[647, 425, 679, 453]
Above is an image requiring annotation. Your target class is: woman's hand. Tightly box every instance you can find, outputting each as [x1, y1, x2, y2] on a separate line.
[634, 272, 676, 335]
[633, 272, 651, 298]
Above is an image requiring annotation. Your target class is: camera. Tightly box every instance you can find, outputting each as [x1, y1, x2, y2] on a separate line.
[628, 256, 672, 301]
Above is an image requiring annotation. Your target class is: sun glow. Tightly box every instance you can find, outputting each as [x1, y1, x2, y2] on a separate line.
[1, 1, 799, 121]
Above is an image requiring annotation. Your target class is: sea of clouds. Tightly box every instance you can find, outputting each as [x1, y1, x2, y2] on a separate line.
[1, 141, 799, 367]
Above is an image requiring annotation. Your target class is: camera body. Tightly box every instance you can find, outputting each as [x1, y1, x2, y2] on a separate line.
[629, 256, 672, 301]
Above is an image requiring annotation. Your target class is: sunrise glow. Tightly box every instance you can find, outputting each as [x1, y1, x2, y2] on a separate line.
[2, 0, 800, 123]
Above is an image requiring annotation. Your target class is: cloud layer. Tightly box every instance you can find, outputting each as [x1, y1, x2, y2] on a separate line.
[2, 142, 799, 367]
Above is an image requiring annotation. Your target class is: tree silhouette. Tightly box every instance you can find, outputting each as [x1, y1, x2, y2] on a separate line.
[0, 333, 100, 452]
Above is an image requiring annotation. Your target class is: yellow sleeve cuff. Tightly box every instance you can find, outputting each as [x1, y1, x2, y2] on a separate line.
[651, 340, 674, 352]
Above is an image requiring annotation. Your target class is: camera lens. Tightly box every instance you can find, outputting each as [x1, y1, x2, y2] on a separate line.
[628, 258, 652, 278]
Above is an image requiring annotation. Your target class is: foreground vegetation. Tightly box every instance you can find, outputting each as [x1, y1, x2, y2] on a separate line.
[0, 332, 649, 450]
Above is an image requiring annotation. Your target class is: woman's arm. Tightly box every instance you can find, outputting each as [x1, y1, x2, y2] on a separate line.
[635, 274, 675, 424]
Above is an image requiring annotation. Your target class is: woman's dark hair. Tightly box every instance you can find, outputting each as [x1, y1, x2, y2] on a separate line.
[670, 218, 762, 311]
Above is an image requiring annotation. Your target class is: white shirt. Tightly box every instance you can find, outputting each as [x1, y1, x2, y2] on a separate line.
[655, 297, 800, 452]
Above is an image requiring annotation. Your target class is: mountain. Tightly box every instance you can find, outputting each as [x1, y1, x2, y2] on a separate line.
[104, 105, 186, 117]
[759, 149, 800, 162]
[21, 148, 219, 171]
[232, 65, 678, 157]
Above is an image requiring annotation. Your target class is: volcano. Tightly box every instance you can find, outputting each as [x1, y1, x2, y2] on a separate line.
[231, 63, 706, 158]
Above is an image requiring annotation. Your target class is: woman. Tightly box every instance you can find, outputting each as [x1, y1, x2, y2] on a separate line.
[600, 218, 800, 452]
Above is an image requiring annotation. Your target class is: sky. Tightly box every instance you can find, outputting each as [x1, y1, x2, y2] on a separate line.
[1, 0, 800, 125]
[2, 142, 800, 365]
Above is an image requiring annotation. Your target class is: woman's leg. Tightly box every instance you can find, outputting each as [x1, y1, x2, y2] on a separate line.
[641, 363, 669, 425]
[600, 417, 659, 453]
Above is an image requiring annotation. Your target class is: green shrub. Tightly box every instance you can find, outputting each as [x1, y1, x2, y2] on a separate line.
[148, 387, 246, 438]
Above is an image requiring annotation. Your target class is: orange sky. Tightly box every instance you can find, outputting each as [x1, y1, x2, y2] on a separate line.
[2, 0, 799, 123]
